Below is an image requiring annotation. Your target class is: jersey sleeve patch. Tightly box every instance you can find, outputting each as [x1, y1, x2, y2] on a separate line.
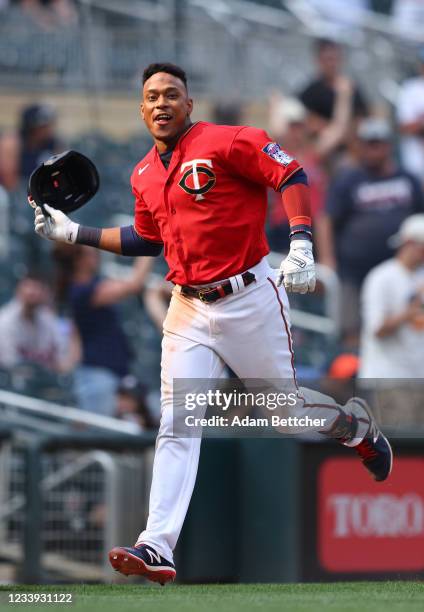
[262, 142, 294, 167]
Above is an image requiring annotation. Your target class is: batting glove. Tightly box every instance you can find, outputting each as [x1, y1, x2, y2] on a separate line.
[33, 203, 79, 244]
[277, 240, 316, 294]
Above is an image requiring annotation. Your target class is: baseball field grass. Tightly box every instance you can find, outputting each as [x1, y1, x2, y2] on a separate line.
[1, 582, 424, 612]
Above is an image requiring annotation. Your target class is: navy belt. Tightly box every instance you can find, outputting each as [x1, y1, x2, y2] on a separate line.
[181, 271, 256, 303]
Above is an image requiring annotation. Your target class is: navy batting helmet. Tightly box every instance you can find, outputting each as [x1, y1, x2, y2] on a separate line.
[28, 150, 99, 214]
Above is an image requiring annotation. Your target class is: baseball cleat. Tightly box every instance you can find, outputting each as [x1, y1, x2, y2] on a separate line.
[108, 543, 176, 585]
[349, 398, 393, 482]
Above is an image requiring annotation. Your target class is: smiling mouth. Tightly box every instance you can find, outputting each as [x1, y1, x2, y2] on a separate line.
[154, 113, 172, 126]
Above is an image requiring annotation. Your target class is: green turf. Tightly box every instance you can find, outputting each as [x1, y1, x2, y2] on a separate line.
[1, 582, 424, 612]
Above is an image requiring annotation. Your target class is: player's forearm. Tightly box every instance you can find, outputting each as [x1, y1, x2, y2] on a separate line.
[76, 225, 163, 256]
[75, 226, 121, 253]
[280, 180, 312, 241]
[99, 227, 122, 253]
[99, 228, 122, 253]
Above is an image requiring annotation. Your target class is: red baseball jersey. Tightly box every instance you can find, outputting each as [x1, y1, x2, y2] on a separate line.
[131, 121, 302, 285]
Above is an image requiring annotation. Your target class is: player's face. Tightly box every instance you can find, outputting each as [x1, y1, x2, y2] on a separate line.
[141, 72, 193, 149]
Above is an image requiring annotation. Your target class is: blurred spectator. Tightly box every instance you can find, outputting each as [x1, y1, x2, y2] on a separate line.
[323, 118, 424, 342]
[0, 274, 74, 371]
[19, 104, 61, 181]
[328, 352, 360, 379]
[320, 352, 360, 405]
[53, 244, 153, 417]
[268, 78, 354, 254]
[392, 0, 424, 37]
[116, 375, 157, 431]
[0, 103, 62, 191]
[213, 102, 242, 126]
[359, 214, 424, 426]
[47, 0, 78, 28]
[143, 273, 173, 332]
[299, 39, 368, 129]
[397, 47, 424, 185]
[19, 0, 78, 31]
[0, 130, 17, 191]
[0, 186, 9, 258]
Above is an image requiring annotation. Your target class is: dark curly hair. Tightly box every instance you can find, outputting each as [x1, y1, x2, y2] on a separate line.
[142, 62, 188, 89]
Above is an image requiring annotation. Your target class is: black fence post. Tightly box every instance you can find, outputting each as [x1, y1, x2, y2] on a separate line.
[20, 440, 44, 584]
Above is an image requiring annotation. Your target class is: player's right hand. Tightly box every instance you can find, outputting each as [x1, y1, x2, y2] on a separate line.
[33, 204, 79, 244]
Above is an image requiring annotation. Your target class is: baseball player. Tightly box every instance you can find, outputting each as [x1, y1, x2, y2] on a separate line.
[33, 63, 393, 585]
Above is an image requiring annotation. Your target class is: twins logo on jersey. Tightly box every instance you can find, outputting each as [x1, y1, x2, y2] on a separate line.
[262, 142, 293, 167]
[179, 159, 216, 201]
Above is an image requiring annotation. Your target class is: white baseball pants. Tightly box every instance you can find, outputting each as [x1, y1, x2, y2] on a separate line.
[136, 257, 368, 561]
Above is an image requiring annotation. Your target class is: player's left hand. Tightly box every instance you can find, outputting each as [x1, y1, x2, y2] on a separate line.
[277, 239, 316, 294]
[33, 202, 79, 244]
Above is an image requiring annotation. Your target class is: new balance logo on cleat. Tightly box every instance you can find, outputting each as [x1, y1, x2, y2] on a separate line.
[108, 543, 176, 585]
[146, 548, 162, 565]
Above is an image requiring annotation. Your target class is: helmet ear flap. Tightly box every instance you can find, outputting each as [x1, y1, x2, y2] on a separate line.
[28, 150, 99, 214]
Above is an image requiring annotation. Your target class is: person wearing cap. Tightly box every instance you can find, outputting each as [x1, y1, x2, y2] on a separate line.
[324, 117, 424, 344]
[19, 104, 61, 181]
[359, 214, 424, 427]
[396, 47, 424, 185]
[0, 103, 61, 191]
[115, 375, 157, 431]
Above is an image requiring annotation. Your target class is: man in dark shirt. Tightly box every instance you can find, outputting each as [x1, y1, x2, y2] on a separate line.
[69, 278, 132, 379]
[325, 118, 424, 341]
[19, 104, 62, 181]
[53, 245, 152, 416]
[299, 38, 368, 122]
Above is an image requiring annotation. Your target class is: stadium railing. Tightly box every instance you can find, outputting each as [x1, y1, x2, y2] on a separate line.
[0, 389, 142, 436]
[0, 390, 156, 583]
[0, 1, 419, 99]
